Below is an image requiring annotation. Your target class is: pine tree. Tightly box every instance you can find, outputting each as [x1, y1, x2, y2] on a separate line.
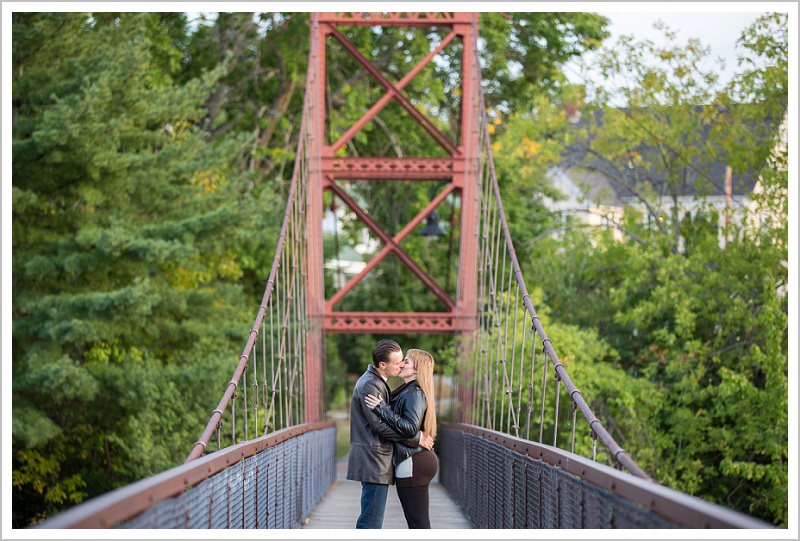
[11, 12, 280, 525]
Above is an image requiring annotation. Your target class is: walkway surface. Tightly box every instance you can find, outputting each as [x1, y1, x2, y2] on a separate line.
[302, 458, 473, 529]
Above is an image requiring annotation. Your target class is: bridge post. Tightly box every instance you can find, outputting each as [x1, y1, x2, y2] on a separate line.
[454, 14, 480, 423]
[454, 15, 479, 334]
[305, 14, 327, 423]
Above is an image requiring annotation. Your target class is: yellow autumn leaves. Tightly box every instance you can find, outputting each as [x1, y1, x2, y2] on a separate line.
[486, 112, 542, 157]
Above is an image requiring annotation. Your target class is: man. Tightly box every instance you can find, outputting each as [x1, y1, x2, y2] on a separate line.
[347, 339, 434, 529]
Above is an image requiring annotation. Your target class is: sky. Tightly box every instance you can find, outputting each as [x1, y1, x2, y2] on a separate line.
[564, 9, 767, 87]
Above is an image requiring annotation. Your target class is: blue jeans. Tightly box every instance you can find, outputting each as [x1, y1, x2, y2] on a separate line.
[355, 482, 389, 529]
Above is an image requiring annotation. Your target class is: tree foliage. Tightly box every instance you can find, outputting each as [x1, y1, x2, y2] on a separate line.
[11, 12, 280, 525]
[11, 9, 788, 529]
[496, 13, 789, 525]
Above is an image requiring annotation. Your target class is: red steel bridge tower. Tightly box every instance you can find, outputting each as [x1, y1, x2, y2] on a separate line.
[305, 12, 482, 420]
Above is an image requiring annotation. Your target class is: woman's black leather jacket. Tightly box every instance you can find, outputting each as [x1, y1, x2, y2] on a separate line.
[372, 381, 428, 465]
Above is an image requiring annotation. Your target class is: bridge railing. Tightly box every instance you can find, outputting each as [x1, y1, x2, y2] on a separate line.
[35, 17, 330, 530]
[184, 14, 324, 464]
[35, 422, 336, 529]
[439, 425, 772, 528]
[452, 15, 649, 480]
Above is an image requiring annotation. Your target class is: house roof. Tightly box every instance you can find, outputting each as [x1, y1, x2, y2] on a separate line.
[558, 104, 785, 202]
[330, 242, 363, 263]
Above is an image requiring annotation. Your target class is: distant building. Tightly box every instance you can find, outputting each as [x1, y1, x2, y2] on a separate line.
[323, 208, 378, 289]
[324, 237, 366, 289]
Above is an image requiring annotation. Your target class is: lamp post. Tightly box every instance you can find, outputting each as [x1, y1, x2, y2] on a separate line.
[420, 210, 448, 237]
[419, 180, 454, 415]
[419, 180, 450, 239]
[419, 180, 457, 291]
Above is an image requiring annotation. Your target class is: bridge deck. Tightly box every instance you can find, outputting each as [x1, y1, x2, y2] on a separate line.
[302, 459, 473, 529]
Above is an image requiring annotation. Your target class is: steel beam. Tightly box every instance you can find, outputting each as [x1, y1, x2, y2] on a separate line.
[326, 312, 456, 334]
[317, 12, 473, 27]
[321, 156, 461, 180]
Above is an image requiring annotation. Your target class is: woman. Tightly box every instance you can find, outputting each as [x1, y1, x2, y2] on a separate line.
[364, 348, 438, 529]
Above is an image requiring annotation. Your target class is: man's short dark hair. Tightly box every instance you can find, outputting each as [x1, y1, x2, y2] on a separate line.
[372, 339, 401, 366]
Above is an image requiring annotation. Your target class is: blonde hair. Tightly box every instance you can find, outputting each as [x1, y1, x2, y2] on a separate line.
[407, 349, 437, 439]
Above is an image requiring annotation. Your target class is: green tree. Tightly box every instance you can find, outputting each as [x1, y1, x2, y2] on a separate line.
[499, 13, 788, 525]
[479, 12, 611, 110]
[11, 12, 281, 525]
[180, 13, 311, 179]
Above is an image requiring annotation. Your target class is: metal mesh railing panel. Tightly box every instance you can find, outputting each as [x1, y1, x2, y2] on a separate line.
[439, 427, 679, 530]
[209, 473, 231, 528]
[253, 448, 270, 528]
[261, 446, 278, 529]
[121, 495, 185, 528]
[609, 495, 676, 529]
[437, 425, 467, 517]
[473, 438, 485, 527]
[119, 426, 335, 529]
[512, 453, 528, 528]
[558, 473, 584, 529]
[539, 461, 559, 528]
[242, 460, 258, 528]
[182, 475, 214, 528]
[500, 446, 514, 528]
[525, 456, 542, 528]
[488, 441, 503, 527]
[228, 462, 246, 528]
[582, 481, 615, 528]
